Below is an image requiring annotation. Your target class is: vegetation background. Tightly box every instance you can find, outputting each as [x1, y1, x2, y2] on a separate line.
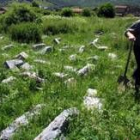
[0, 2, 140, 140]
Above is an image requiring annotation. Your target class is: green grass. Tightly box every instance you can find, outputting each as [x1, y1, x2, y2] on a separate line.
[0, 14, 140, 139]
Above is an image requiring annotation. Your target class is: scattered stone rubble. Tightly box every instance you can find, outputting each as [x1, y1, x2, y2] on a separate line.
[64, 66, 77, 73]
[0, 104, 45, 140]
[77, 64, 95, 76]
[83, 88, 102, 110]
[78, 45, 85, 53]
[15, 52, 28, 60]
[54, 38, 61, 44]
[53, 72, 68, 79]
[20, 63, 33, 70]
[34, 107, 79, 140]
[39, 46, 53, 54]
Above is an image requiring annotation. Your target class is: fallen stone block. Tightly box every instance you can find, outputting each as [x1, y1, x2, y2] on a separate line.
[77, 64, 95, 76]
[39, 46, 53, 54]
[4, 59, 24, 69]
[0, 104, 45, 140]
[34, 107, 79, 140]
[1, 76, 16, 84]
[32, 43, 46, 50]
[53, 72, 68, 79]
[20, 63, 33, 70]
[1, 44, 13, 51]
[15, 52, 28, 60]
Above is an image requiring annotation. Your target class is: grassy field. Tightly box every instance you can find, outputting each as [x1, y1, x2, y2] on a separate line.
[0, 13, 140, 139]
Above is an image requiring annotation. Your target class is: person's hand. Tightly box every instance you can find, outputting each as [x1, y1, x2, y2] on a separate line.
[128, 34, 136, 41]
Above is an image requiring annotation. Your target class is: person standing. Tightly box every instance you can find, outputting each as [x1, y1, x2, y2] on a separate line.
[125, 20, 140, 99]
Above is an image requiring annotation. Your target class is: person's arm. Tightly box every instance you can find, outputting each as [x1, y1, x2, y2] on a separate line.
[126, 31, 136, 41]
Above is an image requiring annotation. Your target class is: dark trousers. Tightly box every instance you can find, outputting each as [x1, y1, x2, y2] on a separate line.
[133, 44, 140, 92]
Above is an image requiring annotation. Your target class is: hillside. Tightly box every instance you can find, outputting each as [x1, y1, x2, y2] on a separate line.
[0, 0, 140, 7]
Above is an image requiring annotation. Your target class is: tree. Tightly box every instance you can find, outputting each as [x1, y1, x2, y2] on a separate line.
[97, 3, 115, 18]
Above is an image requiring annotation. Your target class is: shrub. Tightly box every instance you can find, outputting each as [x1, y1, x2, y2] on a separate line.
[82, 8, 91, 17]
[97, 3, 115, 18]
[61, 8, 74, 17]
[32, 1, 39, 7]
[2, 4, 37, 31]
[9, 22, 42, 43]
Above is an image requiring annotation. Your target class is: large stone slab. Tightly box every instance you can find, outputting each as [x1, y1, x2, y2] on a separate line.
[0, 104, 45, 140]
[4, 59, 24, 69]
[39, 46, 53, 54]
[34, 107, 79, 140]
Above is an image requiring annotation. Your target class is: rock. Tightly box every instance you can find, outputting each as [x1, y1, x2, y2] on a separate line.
[1, 76, 16, 84]
[77, 64, 95, 76]
[15, 52, 28, 60]
[108, 53, 117, 60]
[79, 45, 85, 53]
[20, 63, 33, 70]
[69, 54, 77, 61]
[20, 72, 44, 83]
[1, 44, 13, 51]
[34, 107, 79, 140]
[84, 96, 102, 110]
[89, 38, 99, 47]
[39, 46, 52, 54]
[87, 55, 99, 61]
[32, 43, 46, 50]
[65, 78, 76, 88]
[34, 59, 47, 64]
[87, 88, 97, 97]
[64, 66, 77, 72]
[97, 46, 108, 50]
[53, 72, 68, 79]
[54, 38, 61, 44]
[0, 104, 45, 140]
[4, 59, 24, 69]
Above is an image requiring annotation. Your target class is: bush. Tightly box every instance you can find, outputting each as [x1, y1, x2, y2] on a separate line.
[9, 22, 42, 43]
[61, 8, 74, 17]
[82, 8, 91, 17]
[2, 4, 37, 31]
[97, 3, 115, 18]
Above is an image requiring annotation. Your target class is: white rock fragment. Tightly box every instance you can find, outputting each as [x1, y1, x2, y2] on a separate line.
[34, 107, 79, 140]
[84, 96, 102, 110]
[0, 104, 45, 140]
[20, 72, 44, 83]
[97, 46, 108, 50]
[87, 88, 97, 97]
[79, 45, 85, 53]
[87, 55, 99, 61]
[89, 38, 99, 47]
[77, 64, 95, 76]
[4, 59, 24, 69]
[69, 54, 77, 61]
[108, 53, 117, 60]
[64, 66, 77, 72]
[65, 78, 76, 87]
[15, 52, 28, 60]
[34, 59, 47, 64]
[54, 38, 61, 44]
[20, 63, 33, 70]
[1, 76, 16, 84]
[53, 72, 68, 79]
[32, 43, 46, 50]
[1, 44, 13, 51]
